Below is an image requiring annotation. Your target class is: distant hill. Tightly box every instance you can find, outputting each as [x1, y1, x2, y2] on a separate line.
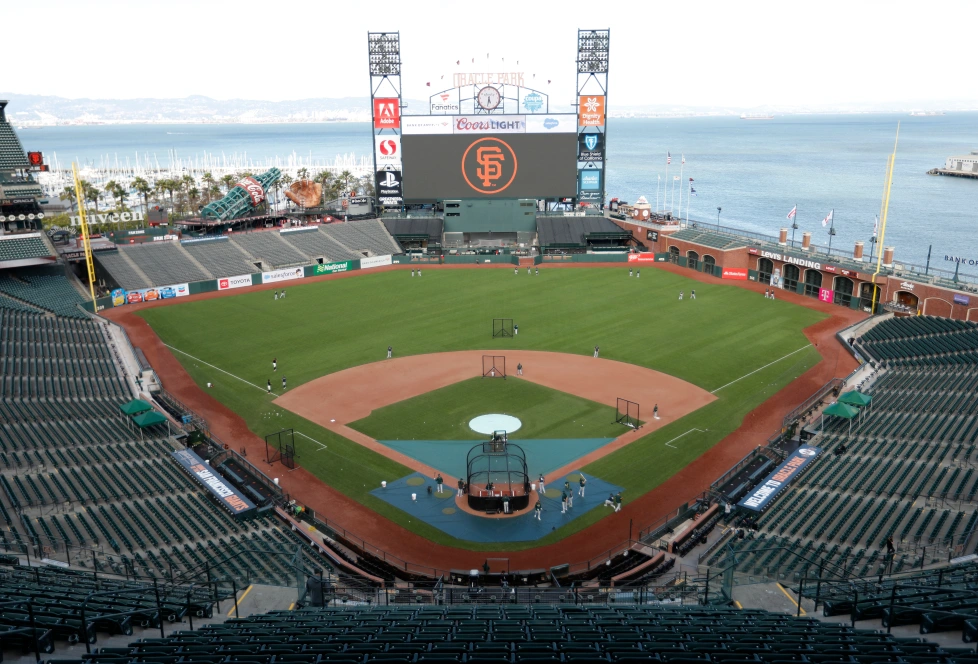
[0, 93, 422, 125]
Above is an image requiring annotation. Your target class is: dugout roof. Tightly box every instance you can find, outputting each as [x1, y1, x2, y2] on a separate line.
[536, 216, 631, 247]
[383, 217, 444, 241]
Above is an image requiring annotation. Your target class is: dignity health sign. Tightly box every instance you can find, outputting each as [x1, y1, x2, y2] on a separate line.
[738, 446, 822, 512]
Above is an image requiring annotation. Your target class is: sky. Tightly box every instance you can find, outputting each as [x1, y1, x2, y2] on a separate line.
[7, 0, 976, 109]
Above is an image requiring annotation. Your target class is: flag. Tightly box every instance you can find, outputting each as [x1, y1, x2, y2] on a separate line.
[681, 154, 685, 165]
[689, 178, 694, 182]
[821, 210, 833, 227]
[667, 152, 672, 165]
[873, 215, 879, 237]
[673, 176, 680, 181]
[787, 205, 797, 220]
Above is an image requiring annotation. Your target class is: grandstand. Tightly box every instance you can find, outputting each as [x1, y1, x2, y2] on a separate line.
[0, 100, 44, 232]
[712, 316, 978, 582]
[0, 233, 53, 263]
[0, 265, 87, 318]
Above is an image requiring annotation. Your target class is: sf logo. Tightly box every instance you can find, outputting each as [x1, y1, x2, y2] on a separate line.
[462, 137, 518, 195]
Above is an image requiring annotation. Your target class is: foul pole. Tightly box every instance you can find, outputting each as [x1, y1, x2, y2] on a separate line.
[71, 163, 97, 304]
[871, 123, 900, 313]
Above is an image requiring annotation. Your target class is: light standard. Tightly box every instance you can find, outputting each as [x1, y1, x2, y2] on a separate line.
[716, 207, 722, 234]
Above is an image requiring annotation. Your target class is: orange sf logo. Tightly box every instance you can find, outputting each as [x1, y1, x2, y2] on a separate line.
[462, 138, 518, 195]
[476, 146, 505, 186]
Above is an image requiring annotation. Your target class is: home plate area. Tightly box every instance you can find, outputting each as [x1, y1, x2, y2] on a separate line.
[371, 471, 624, 543]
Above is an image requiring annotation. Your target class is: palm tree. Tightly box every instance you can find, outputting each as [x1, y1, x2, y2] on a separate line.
[60, 187, 77, 213]
[104, 180, 126, 211]
[132, 177, 152, 213]
[154, 179, 169, 210]
[82, 180, 101, 212]
[207, 184, 221, 204]
[296, 167, 309, 182]
[188, 187, 201, 213]
[201, 172, 217, 203]
[339, 170, 354, 195]
[316, 170, 334, 208]
[180, 174, 196, 213]
[220, 174, 236, 193]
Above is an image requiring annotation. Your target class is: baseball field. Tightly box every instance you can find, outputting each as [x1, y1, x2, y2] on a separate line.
[136, 266, 825, 550]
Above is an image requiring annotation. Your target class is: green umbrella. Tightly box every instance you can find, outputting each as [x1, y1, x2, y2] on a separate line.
[838, 391, 873, 407]
[132, 410, 169, 438]
[120, 399, 152, 416]
[822, 401, 860, 438]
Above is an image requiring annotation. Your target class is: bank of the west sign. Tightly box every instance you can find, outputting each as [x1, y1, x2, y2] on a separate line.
[70, 211, 144, 226]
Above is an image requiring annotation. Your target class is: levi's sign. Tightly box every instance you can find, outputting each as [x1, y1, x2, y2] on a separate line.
[738, 446, 822, 511]
[171, 449, 256, 515]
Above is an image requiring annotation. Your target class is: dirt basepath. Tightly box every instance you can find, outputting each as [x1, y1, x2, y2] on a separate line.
[274, 350, 715, 483]
[105, 261, 863, 571]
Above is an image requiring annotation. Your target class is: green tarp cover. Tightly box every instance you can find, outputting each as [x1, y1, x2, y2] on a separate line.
[823, 402, 860, 419]
[132, 411, 167, 428]
[838, 391, 873, 407]
[120, 399, 152, 415]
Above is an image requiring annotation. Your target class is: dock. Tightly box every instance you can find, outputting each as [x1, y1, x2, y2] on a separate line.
[927, 168, 978, 179]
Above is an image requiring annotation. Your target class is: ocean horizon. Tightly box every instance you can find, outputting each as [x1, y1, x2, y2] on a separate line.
[21, 112, 978, 270]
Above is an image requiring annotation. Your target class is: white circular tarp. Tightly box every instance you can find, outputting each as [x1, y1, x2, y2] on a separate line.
[468, 414, 522, 435]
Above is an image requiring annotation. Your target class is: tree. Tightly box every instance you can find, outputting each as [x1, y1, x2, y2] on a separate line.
[104, 180, 126, 211]
[220, 174, 236, 193]
[296, 167, 309, 181]
[82, 180, 101, 212]
[188, 187, 200, 213]
[201, 172, 217, 203]
[207, 184, 221, 204]
[316, 170, 334, 208]
[181, 174, 196, 213]
[132, 177, 152, 213]
[339, 170, 354, 194]
[60, 186, 77, 213]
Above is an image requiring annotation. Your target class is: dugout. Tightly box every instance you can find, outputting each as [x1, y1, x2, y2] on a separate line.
[466, 432, 530, 513]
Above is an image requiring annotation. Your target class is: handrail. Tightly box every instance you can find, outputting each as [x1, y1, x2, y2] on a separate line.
[0, 597, 44, 662]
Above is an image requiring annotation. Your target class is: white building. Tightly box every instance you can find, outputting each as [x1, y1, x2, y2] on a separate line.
[945, 150, 978, 173]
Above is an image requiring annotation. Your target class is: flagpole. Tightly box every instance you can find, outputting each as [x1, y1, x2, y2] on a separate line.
[656, 175, 660, 215]
[664, 153, 669, 214]
[685, 178, 691, 228]
[678, 155, 684, 221]
[827, 208, 836, 255]
[791, 203, 798, 248]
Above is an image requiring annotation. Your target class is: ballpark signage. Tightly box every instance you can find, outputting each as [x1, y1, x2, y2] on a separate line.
[375, 170, 403, 205]
[578, 132, 604, 161]
[453, 116, 526, 134]
[373, 98, 400, 129]
[738, 446, 822, 512]
[402, 116, 453, 135]
[218, 274, 253, 290]
[261, 267, 304, 284]
[578, 95, 606, 126]
[360, 255, 393, 270]
[946, 255, 978, 267]
[375, 135, 402, 167]
[70, 211, 144, 226]
[181, 236, 228, 245]
[236, 177, 266, 206]
[721, 267, 749, 280]
[453, 72, 526, 87]
[954, 294, 970, 305]
[627, 253, 657, 263]
[579, 170, 601, 191]
[760, 250, 827, 271]
[523, 115, 576, 133]
[171, 449, 256, 516]
[430, 91, 460, 114]
[462, 137, 518, 195]
[314, 261, 353, 274]
[115, 282, 189, 305]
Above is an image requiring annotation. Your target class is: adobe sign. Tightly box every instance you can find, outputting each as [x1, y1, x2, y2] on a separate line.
[373, 98, 400, 129]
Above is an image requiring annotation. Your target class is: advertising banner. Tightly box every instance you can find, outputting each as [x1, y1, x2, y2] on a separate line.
[521, 91, 545, 112]
[402, 116, 454, 135]
[429, 90, 460, 114]
[954, 294, 970, 306]
[360, 255, 393, 270]
[579, 170, 601, 191]
[218, 274, 254, 291]
[111, 289, 126, 306]
[578, 95, 606, 126]
[171, 449, 256, 516]
[627, 253, 657, 263]
[158, 283, 189, 299]
[373, 98, 400, 129]
[523, 114, 577, 134]
[375, 170, 404, 206]
[118, 282, 191, 304]
[453, 115, 526, 134]
[181, 236, 228, 245]
[578, 191, 602, 202]
[819, 287, 833, 302]
[722, 267, 749, 280]
[261, 267, 304, 284]
[314, 260, 354, 274]
[578, 132, 604, 161]
[375, 135, 402, 168]
[236, 177, 266, 206]
[738, 446, 821, 511]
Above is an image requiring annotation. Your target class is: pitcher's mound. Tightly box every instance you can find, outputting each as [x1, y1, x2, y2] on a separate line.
[469, 414, 522, 435]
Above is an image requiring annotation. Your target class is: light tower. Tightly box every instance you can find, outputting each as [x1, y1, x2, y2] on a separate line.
[576, 29, 610, 208]
[367, 32, 404, 209]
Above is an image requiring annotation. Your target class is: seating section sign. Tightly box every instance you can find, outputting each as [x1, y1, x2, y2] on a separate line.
[171, 449, 256, 516]
[737, 446, 822, 511]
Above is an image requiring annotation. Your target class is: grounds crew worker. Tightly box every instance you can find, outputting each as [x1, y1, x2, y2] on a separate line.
[436, 474, 444, 493]
[457, 478, 465, 497]
[534, 500, 542, 520]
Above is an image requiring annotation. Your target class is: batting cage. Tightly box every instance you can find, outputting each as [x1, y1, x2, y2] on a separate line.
[615, 398, 640, 429]
[482, 355, 506, 379]
[492, 318, 514, 338]
[466, 431, 530, 513]
[265, 428, 297, 470]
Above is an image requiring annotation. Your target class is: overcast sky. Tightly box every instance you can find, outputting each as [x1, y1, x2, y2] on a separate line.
[7, 0, 975, 109]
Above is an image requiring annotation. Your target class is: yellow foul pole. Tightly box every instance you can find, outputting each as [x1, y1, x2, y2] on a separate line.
[871, 123, 900, 313]
[71, 163, 97, 304]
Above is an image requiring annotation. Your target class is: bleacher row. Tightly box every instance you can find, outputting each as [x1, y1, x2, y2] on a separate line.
[0, 265, 87, 319]
[856, 316, 978, 367]
[96, 221, 402, 290]
[715, 315, 978, 581]
[49, 605, 978, 664]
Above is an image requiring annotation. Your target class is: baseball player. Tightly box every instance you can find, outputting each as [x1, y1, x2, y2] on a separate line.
[411, 269, 415, 277]
[457, 478, 465, 497]
[514, 268, 518, 276]
[527, 266, 531, 275]
[274, 290, 279, 300]
[267, 380, 271, 394]
[636, 270, 640, 278]
[604, 493, 615, 507]
[418, 269, 422, 276]
[629, 269, 633, 277]
[517, 362, 523, 376]
[764, 289, 770, 299]
[579, 474, 587, 497]
[653, 404, 660, 420]
[679, 290, 684, 300]
[561, 491, 568, 514]
[281, 376, 287, 390]
[534, 500, 542, 520]
[691, 289, 696, 299]
[282, 289, 286, 298]
[535, 268, 539, 275]
[614, 492, 622, 512]
[564, 481, 573, 508]
[503, 495, 511, 514]
[387, 346, 392, 359]
[272, 358, 277, 372]
[435, 474, 444, 493]
[594, 346, 600, 358]
[770, 291, 775, 300]
[538, 474, 546, 494]
[514, 324, 518, 336]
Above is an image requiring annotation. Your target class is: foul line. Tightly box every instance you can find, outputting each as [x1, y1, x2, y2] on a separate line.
[164, 344, 278, 396]
[711, 345, 813, 394]
[664, 428, 706, 449]
[296, 430, 328, 451]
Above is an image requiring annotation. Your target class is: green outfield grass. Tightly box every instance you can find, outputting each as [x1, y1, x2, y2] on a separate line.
[139, 266, 825, 549]
[350, 376, 624, 441]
